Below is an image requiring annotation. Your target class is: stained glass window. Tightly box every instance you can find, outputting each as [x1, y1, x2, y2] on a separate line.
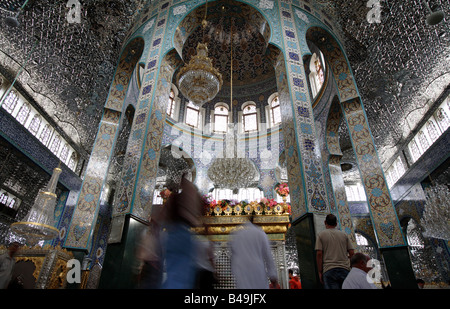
[214, 105, 229, 133]
[2, 91, 19, 114]
[28, 115, 41, 136]
[270, 96, 281, 127]
[166, 89, 176, 118]
[49, 135, 62, 155]
[16, 103, 31, 125]
[243, 103, 258, 132]
[185, 101, 200, 128]
[38, 124, 52, 146]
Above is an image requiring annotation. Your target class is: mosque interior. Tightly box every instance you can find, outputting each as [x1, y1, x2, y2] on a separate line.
[0, 0, 449, 289]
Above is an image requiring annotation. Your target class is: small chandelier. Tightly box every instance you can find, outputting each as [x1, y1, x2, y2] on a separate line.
[420, 184, 450, 240]
[11, 164, 61, 245]
[177, 1, 222, 107]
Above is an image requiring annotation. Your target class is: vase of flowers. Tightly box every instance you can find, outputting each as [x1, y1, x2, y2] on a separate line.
[159, 188, 171, 204]
[275, 183, 289, 198]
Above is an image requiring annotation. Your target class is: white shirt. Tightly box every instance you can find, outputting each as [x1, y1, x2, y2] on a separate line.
[342, 267, 378, 289]
[230, 222, 278, 289]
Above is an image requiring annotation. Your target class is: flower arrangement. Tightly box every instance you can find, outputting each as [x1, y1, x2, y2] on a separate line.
[203, 197, 291, 216]
[159, 188, 171, 202]
[260, 198, 278, 208]
[275, 183, 289, 197]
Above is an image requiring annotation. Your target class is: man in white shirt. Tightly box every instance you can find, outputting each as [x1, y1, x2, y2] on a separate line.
[230, 215, 278, 289]
[342, 252, 378, 289]
[0, 242, 21, 289]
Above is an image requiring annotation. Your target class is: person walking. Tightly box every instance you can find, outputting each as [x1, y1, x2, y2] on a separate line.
[0, 242, 21, 289]
[229, 214, 278, 289]
[315, 214, 354, 289]
[161, 175, 203, 289]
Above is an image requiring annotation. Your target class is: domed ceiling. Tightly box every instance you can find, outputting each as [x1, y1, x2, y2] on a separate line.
[180, 0, 275, 88]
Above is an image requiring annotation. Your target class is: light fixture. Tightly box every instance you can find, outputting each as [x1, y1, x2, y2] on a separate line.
[207, 18, 259, 193]
[5, 0, 31, 27]
[177, 0, 223, 107]
[423, 1, 444, 26]
[11, 164, 62, 245]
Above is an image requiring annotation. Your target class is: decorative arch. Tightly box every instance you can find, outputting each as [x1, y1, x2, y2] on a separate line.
[65, 37, 146, 250]
[307, 26, 406, 249]
[325, 96, 356, 247]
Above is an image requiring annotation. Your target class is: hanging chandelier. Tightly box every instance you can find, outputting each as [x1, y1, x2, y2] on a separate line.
[420, 184, 450, 240]
[207, 18, 259, 193]
[11, 164, 62, 245]
[177, 1, 223, 107]
[207, 124, 259, 193]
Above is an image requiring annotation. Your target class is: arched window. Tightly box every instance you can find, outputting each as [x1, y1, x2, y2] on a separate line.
[59, 144, 69, 162]
[269, 95, 281, 127]
[242, 103, 258, 132]
[49, 135, 62, 155]
[426, 119, 441, 142]
[39, 124, 52, 146]
[0, 192, 8, 204]
[417, 131, 430, 153]
[7, 198, 16, 208]
[213, 104, 229, 133]
[309, 52, 326, 98]
[435, 107, 450, 132]
[68, 152, 77, 171]
[2, 91, 19, 114]
[166, 89, 176, 118]
[16, 102, 31, 125]
[185, 101, 200, 128]
[28, 114, 42, 136]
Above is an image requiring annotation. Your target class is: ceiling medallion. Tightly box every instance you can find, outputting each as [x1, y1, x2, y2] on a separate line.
[177, 42, 223, 107]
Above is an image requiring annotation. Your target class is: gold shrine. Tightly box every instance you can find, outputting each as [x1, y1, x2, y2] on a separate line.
[193, 214, 291, 242]
[0, 245, 73, 289]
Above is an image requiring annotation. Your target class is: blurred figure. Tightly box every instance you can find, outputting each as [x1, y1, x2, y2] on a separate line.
[136, 216, 163, 289]
[342, 253, 378, 289]
[194, 231, 217, 289]
[0, 242, 21, 289]
[289, 269, 302, 289]
[229, 214, 278, 289]
[161, 175, 203, 289]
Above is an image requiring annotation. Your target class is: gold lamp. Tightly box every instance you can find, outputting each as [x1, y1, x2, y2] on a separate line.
[177, 0, 223, 107]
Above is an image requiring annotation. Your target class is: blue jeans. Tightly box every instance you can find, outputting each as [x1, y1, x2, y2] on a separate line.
[323, 268, 349, 289]
[162, 223, 196, 289]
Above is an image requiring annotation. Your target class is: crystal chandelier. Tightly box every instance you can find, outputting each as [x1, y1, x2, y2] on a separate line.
[207, 19, 258, 193]
[11, 164, 61, 245]
[420, 184, 450, 240]
[207, 124, 259, 193]
[177, 1, 223, 107]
